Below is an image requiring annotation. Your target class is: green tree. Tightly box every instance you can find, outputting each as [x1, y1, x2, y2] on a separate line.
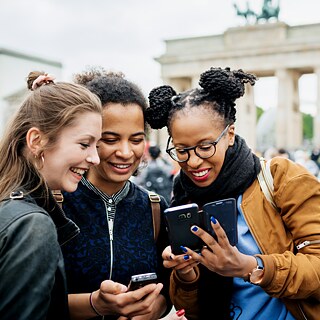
[256, 106, 264, 121]
[303, 113, 313, 140]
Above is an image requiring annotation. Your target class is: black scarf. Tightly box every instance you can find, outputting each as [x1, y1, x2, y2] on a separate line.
[172, 135, 261, 319]
[172, 134, 261, 208]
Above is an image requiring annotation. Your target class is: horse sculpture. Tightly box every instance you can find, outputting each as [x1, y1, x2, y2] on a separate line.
[257, 0, 280, 21]
[234, 0, 280, 24]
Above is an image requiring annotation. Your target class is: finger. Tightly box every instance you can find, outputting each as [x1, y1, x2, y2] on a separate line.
[162, 245, 173, 260]
[209, 217, 231, 246]
[175, 260, 199, 274]
[100, 280, 128, 294]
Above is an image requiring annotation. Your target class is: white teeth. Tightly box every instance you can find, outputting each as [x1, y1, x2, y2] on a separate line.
[192, 170, 209, 177]
[71, 168, 86, 176]
[114, 164, 130, 169]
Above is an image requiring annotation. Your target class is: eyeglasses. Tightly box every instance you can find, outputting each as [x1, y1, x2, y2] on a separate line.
[166, 125, 230, 163]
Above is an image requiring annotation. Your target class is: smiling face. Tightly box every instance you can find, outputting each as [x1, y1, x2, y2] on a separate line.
[39, 111, 102, 192]
[170, 106, 235, 187]
[87, 103, 146, 195]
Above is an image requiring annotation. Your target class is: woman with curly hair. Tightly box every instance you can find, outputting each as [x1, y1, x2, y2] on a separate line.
[60, 67, 172, 319]
[146, 67, 320, 320]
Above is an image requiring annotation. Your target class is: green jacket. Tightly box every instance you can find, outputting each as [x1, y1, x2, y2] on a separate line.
[170, 157, 320, 320]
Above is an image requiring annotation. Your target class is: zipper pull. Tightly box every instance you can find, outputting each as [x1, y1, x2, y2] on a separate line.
[108, 219, 114, 241]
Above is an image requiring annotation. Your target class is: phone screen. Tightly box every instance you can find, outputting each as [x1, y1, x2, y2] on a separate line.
[164, 203, 203, 254]
[202, 198, 238, 246]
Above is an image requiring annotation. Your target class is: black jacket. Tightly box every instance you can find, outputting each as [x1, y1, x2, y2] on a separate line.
[0, 190, 79, 320]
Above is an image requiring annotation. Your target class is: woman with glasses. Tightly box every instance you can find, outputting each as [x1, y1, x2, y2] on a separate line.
[145, 67, 320, 320]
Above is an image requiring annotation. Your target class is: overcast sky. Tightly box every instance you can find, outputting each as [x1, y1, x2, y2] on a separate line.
[1, 0, 320, 113]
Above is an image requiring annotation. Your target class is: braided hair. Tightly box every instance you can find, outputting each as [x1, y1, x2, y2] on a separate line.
[146, 67, 257, 133]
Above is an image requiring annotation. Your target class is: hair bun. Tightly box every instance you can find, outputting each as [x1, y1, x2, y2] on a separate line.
[199, 67, 257, 101]
[27, 71, 55, 91]
[146, 85, 176, 129]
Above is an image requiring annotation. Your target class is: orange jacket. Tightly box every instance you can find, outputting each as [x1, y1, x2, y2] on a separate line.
[170, 157, 320, 320]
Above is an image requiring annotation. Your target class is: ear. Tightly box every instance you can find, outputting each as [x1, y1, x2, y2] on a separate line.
[26, 127, 44, 156]
[227, 124, 236, 146]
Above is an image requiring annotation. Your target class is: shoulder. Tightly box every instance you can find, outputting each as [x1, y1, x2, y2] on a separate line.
[270, 156, 320, 203]
[0, 200, 57, 244]
[270, 156, 318, 182]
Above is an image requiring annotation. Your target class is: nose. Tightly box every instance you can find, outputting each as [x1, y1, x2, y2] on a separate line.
[87, 147, 100, 165]
[186, 150, 202, 168]
[115, 142, 133, 159]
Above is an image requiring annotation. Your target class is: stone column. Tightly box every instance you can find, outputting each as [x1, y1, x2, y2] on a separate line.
[275, 69, 302, 149]
[236, 83, 256, 151]
[314, 68, 320, 147]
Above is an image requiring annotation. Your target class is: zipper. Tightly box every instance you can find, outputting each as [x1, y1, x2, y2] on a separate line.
[296, 240, 320, 250]
[298, 302, 308, 320]
[104, 202, 114, 280]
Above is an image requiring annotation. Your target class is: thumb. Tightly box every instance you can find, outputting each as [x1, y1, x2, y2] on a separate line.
[100, 280, 128, 294]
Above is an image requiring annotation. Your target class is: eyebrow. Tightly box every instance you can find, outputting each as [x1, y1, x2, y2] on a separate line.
[101, 131, 146, 137]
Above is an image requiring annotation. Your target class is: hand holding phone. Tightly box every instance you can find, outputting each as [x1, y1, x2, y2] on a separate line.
[164, 203, 203, 254]
[202, 198, 238, 246]
[127, 272, 158, 291]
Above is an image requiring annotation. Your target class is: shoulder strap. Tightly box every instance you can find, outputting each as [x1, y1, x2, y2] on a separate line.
[148, 191, 161, 241]
[257, 157, 278, 211]
[53, 188, 162, 241]
[52, 190, 64, 208]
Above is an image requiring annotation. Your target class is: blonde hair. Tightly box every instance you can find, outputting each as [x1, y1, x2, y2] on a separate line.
[0, 71, 102, 201]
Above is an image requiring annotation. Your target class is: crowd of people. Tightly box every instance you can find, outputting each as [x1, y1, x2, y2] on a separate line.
[0, 65, 319, 320]
[263, 146, 320, 179]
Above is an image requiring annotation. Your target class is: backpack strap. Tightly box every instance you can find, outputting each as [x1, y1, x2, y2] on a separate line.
[257, 157, 278, 211]
[52, 188, 162, 241]
[148, 191, 161, 241]
[52, 190, 64, 208]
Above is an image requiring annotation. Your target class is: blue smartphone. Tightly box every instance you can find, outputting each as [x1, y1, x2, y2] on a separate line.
[202, 198, 238, 246]
[164, 203, 203, 254]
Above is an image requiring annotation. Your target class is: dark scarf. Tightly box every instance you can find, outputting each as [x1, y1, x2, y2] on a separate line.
[172, 134, 261, 208]
[172, 135, 261, 319]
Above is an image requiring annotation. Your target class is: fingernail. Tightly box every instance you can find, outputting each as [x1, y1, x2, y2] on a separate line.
[183, 254, 189, 260]
[180, 245, 187, 253]
[210, 216, 217, 224]
[176, 309, 185, 316]
[191, 225, 198, 232]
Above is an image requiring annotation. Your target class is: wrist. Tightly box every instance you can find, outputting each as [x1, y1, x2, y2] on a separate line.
[243, 256, 265, 285]
[89, 291, 103, 316]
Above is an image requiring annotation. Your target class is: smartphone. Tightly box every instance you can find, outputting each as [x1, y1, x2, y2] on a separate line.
[128, 272, 158, 291]
[164, 203, 203, 254]
[202, 198, 238, 246]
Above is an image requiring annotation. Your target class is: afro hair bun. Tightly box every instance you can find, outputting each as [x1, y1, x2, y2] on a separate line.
[146, 85, 177, 129]
[199, 67, 257, 102]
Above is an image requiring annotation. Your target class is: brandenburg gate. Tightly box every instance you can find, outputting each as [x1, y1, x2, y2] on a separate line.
[154, 22, 320, 152]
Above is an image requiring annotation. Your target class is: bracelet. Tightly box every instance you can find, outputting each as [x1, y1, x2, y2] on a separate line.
[89, 292, 103, 317]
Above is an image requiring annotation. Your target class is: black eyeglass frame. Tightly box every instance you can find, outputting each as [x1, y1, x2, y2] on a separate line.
[166, 124, 230, 163]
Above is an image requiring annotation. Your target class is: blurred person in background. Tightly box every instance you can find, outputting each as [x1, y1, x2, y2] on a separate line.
[138, 144, 174, 204]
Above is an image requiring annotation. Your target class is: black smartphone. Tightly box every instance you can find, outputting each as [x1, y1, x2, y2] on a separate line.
[164, 203, 203, 255]
[128, 272, 158, 291]
[202, 198, 238, 246]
